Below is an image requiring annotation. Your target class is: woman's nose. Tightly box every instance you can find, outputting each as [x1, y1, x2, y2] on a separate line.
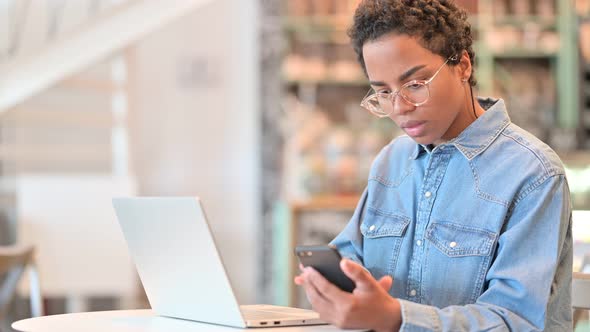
[390, 95, 416, 116]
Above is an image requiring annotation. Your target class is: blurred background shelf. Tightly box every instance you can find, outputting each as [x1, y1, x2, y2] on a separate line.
[285, 78, 368, 87]
[273, 194, 359, 308]
[281, 0, 587, 199]
[492, 15, 557, 27]
[489, 50, 559, 58]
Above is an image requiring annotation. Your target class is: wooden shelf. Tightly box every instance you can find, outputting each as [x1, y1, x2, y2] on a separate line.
[290, 194, 360, 211]
[285, 78, 368, 87]
[286, 15, 480, 30]
[492, 15, 557, 28]
[284, 15, 352, 30]
[491, 50, 558, 58]
[286, 32, 350, 44]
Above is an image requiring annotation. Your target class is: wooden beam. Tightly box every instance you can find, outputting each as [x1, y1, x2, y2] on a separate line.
[0, 0, 214, 112]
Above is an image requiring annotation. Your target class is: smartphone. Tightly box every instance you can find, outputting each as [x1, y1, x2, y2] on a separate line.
[294, 245, 355, 292]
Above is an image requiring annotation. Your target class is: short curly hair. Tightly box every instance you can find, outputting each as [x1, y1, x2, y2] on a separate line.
[349, 0, 477, 86]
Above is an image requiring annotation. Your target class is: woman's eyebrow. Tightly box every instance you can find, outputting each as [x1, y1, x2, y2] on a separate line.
[369, 64, 427, 86]
[398, 64, 427, 82]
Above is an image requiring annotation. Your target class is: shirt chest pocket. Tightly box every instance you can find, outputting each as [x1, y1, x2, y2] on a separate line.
[426, 222, 497, 257]
[423, 222, 498, 305]
[360, 208, 410, 278]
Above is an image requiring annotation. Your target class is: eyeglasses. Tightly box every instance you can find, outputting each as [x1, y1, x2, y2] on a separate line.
[360, 55, 458, 118]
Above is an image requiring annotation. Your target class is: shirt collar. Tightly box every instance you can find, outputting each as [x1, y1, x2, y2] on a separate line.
[411, 143, 432, 159]
[410, 97, 511, 160]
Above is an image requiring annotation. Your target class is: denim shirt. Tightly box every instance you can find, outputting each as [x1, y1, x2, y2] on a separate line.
[331, 98, 573, 331]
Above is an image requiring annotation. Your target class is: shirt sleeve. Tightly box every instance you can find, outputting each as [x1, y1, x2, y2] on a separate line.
[329, 187, 369, 265]
[399, 174, 573, 331]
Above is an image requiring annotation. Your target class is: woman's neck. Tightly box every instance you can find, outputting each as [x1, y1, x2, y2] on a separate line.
[433, 96, 485, 146]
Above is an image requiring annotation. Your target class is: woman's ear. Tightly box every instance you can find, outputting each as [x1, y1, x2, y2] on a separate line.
[458, 50, 472, 81]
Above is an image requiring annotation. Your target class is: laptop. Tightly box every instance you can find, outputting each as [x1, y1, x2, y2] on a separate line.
[112, 197, 326, 328]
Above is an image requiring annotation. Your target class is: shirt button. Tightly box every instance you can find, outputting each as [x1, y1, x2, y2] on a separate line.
[439, 146, 445, 150]
[410, 289, 417, 297]
[450, 241, 457, 248]
[416, 240, 422, 246]
[369, 225, 376, 231]
[425, 191, 432, 198]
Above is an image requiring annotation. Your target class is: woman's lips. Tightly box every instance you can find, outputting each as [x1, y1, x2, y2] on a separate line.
[401, 121, 427, 137]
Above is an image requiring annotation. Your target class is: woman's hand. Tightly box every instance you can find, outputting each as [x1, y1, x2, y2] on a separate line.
[294, 259, 402, 332]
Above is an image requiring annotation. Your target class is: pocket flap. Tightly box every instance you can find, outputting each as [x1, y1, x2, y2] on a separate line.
[360, 207, 410, 238]
[426, 222, 497, 257]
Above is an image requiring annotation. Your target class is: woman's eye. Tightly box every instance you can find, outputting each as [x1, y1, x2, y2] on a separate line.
[406, 83, 423, 90]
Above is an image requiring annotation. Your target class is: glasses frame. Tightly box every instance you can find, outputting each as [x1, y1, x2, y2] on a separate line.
[360, 55, 458, 118]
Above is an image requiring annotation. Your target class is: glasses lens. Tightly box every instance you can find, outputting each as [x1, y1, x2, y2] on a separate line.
[401, 83, 429, 105]
[361, 95, 389, 117]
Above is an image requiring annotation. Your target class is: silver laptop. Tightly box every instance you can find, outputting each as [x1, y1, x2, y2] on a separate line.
[112, 197, 325, 328]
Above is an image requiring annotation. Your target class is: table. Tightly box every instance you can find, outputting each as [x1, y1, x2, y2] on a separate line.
[12, 310, 367, 332]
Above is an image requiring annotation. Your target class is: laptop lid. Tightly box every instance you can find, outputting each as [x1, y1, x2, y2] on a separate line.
[112, 197, 247, 328]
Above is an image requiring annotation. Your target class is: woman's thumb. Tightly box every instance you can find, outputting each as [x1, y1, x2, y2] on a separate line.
[377, 275, 393, 291]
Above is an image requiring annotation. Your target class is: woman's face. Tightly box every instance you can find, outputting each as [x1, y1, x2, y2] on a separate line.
[362, 33, 472, 145]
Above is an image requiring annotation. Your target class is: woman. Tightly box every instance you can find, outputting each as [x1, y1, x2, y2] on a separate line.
[294, 1, 572, 331]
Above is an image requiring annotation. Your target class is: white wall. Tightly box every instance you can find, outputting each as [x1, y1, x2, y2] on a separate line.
[130, 0, 260, 303]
